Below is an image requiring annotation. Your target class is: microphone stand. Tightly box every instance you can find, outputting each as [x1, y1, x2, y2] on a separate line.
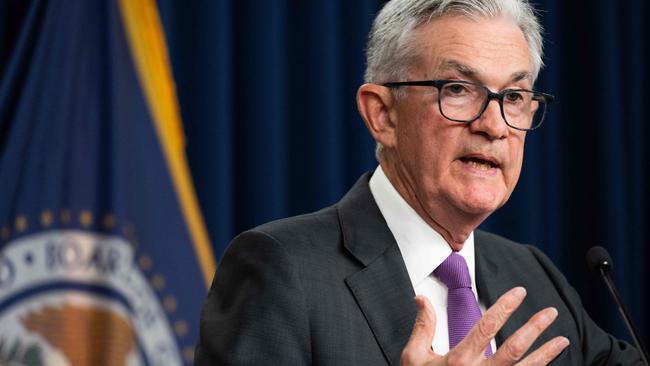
[598, 267, 650, 366]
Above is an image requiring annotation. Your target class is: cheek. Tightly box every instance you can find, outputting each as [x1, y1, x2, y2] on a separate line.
[406, 122, 453, 172]
[505, 139, 526, 187]
[396, 110, 439, 157]
[394, 98, 461, 179]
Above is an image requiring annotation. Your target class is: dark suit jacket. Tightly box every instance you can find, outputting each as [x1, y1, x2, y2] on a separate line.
[196, 173, 641, 365]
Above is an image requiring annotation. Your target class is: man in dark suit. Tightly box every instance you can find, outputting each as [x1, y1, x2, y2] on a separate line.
[196, 0, 642, 365]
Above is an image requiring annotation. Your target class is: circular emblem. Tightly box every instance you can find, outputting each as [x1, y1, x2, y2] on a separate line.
[0, 230, 182, 366]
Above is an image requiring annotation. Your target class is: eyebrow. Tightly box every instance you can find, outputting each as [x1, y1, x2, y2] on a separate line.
[440, 60, 532, 84]
[440, 60, 477, 78]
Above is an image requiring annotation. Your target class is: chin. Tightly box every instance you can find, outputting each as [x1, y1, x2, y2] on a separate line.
[461, 203, 501, 216]
[457, 192, 506, 216]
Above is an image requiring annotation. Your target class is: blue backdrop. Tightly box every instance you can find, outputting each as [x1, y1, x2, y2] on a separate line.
[156, 0, 649, 348]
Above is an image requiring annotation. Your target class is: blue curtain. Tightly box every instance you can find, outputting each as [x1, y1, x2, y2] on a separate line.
[159, 0, 649, 347]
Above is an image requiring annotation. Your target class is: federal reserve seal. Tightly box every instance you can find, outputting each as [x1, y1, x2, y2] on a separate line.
[0, 230, 182, 366]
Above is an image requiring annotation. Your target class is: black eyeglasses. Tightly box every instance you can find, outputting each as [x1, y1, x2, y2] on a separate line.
[383, 80, 555, 131]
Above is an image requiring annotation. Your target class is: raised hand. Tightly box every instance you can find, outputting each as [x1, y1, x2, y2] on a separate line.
[401, 287, 570, 366]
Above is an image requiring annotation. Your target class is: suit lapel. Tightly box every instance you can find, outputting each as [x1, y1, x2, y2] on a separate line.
[474, 231, 553, 349]
[338, 173, 417, 366]
[346, 246, 417, 366]
[475, 232, 516, 346]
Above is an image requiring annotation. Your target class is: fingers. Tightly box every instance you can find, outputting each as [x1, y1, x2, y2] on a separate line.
[401, 296, 438, 365]
[516, 336, 570, 366]
[490, 307, 566, 364]
[405, 296, 436, 354]
[401, 288, 569, 366]
[455, 287, 527, 357]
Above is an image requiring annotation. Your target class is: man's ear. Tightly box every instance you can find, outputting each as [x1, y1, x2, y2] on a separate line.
[356, 83, 398, 148]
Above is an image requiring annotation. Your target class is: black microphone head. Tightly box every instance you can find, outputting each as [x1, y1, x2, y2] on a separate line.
[586, 246, 613, 273]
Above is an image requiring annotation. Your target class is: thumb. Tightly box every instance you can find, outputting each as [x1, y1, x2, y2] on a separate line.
[401, 296, 437, 364]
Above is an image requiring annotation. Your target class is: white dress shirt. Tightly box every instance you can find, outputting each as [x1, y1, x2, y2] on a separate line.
[369, 165, 496, 355]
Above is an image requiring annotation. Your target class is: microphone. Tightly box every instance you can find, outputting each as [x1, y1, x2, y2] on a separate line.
[586, 246, 650, 365]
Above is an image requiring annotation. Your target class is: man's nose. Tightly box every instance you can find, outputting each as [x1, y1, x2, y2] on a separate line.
[468, 99, 508, 140]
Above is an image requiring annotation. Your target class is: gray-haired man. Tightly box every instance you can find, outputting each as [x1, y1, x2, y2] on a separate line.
[196, 1, 642, 364]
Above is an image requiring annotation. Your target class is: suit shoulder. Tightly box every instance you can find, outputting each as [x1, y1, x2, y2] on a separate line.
[254, 205, 339, 239]
[227, 205, 342, 259]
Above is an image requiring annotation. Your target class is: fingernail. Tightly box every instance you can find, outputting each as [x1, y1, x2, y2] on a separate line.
[513, 286, 527, 298]
[542, 307, 558, 323]
[503, 287, 527, 311]
[555, 337, 570, 352]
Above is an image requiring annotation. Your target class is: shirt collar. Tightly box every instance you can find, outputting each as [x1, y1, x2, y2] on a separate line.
[369, 165, 477, 289]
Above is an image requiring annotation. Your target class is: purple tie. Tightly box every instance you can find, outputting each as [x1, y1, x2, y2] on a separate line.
[434, 252, 492, 356]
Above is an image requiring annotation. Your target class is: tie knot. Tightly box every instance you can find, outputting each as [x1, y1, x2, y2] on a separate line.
[434, 252, 472, 289]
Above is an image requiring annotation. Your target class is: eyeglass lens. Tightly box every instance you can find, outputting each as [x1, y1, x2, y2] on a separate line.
[439, 82, 545, 130]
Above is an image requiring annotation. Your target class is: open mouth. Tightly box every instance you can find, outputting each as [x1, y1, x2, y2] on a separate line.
[459, 156, 499, 171]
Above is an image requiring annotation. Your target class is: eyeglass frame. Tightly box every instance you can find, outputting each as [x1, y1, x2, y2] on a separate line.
[382, 79, 555, 131]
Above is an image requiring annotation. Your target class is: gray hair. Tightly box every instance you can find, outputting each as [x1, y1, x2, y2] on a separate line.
[364, 0, 545, 159]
